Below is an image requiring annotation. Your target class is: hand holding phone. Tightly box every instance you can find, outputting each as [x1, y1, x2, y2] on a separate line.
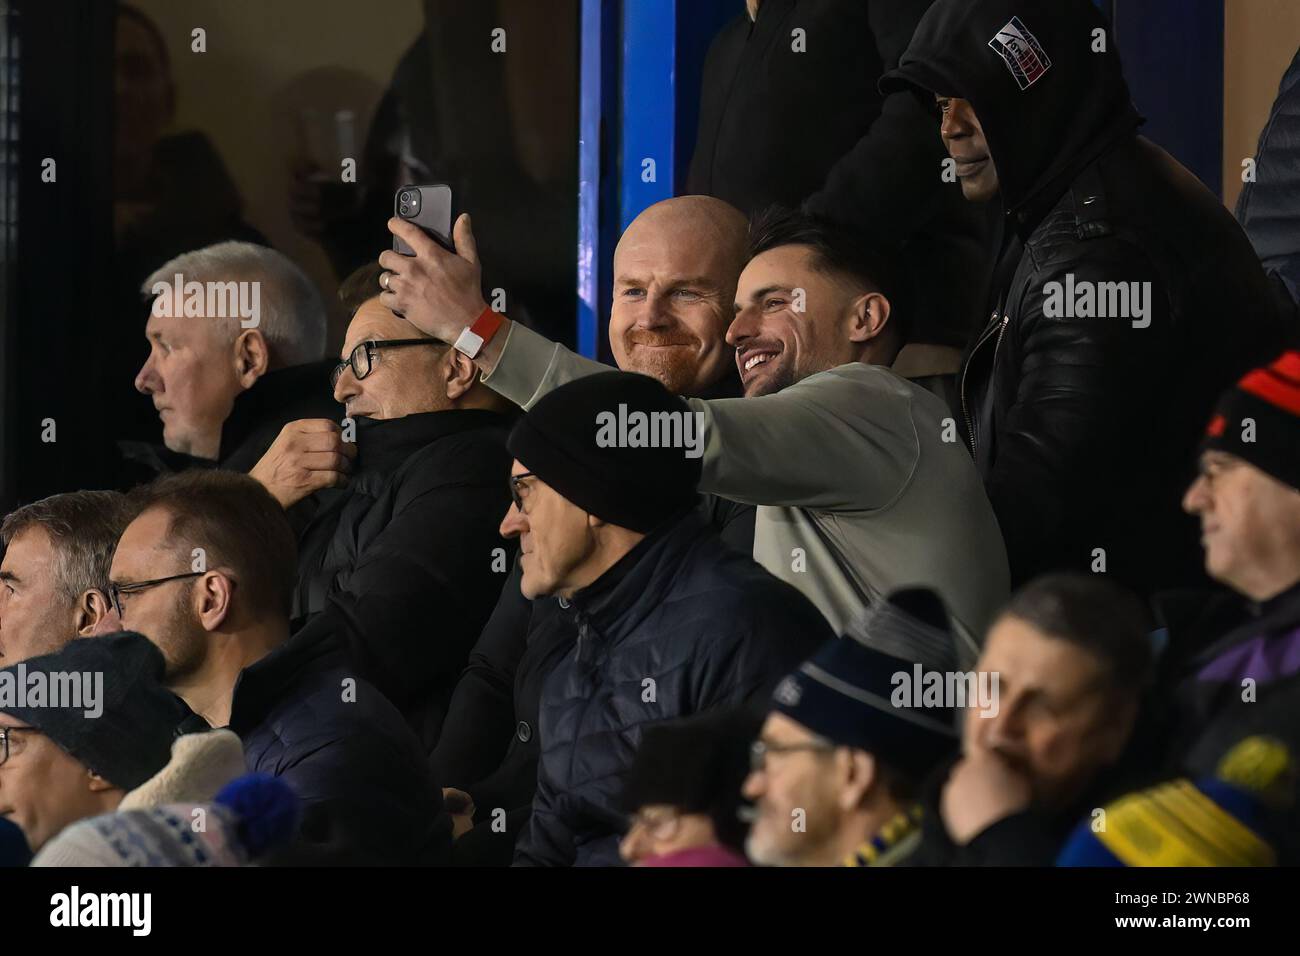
[380, 208, 489, 348]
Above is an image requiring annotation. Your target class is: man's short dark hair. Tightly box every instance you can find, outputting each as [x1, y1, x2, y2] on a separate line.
[338, 261, 386, 319]
[1000, 573, 1154, 693]
[1, 491, 133, 600]
[131, 471, 297, 620]
[338, 260, 531, 334]
[746, 206, 909, 342]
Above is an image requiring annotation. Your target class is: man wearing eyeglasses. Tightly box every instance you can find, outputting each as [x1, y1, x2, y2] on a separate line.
[0, 491, 133, 664]
[617, 709, 757, 867]
[248, 261, 514, 756]
[742, 588, 964, 867]
[101, 469, 451, 864]
[0, 633, 184, 853]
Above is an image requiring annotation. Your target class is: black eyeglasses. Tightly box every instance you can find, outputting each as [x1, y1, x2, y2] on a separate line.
[109, 571, 205, 619]
[509, 472, 536, 512]
[331, 339, 447, 389]
[749, 739, 837, 773]
[0, 725, 42, 767]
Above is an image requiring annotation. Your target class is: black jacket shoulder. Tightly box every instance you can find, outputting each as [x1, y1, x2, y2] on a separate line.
[231, 628, 451, 865]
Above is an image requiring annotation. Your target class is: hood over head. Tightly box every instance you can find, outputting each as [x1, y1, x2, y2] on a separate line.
[881, 0, 1142, 217]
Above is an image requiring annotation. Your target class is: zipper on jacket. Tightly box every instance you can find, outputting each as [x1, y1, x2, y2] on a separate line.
[989, 316, 1010, 383]
[960, 311, 1008, 455]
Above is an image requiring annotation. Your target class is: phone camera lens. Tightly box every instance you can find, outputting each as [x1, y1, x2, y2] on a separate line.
[400, 191, 413, 203]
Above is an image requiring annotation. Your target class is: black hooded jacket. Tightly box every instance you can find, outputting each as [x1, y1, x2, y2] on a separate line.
[882, 0, 1293, 594]
[1236, 46, 1300, 325]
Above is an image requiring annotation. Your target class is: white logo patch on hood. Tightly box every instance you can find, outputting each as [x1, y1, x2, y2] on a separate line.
[988, 15, 1052, 91]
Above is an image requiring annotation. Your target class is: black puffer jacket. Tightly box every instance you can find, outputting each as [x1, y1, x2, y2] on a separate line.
[434, 494, 757, 866]
[883, 0, 1293, 594]
[1236, 46, 1300, 323]
[514, 509, 832, 867]
[229, 625, 451, 865]
[292, 409, 513, 753]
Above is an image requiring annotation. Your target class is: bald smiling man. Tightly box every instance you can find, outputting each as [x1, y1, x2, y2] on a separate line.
[606, 196, 749, 399]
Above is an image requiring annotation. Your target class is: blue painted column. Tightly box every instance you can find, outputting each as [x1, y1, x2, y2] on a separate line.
[581, 0, 680, 359]
[577, 0, 606, 358]
[618, 0, 678, 231]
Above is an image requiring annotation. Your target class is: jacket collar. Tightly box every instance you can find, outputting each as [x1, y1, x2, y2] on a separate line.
[1007, 121, 1139, 240]
[562, 507, 707, 647]
[1189, 578, 1300, 674]
[351, 408, 511, 476]
[219, 360, 338, 461]
[749, 0, 795, 34]
[227, 625, 341, 737]
[117, 439, 215, 476]
[1256, 579, 1300, 621]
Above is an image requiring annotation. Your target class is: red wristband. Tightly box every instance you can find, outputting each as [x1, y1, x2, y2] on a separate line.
[469, 305, 504, 346]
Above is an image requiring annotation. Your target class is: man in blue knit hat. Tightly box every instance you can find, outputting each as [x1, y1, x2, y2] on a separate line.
[742, 588, 966, 867]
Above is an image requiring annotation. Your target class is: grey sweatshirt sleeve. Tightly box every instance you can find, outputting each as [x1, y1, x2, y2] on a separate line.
[689, 365, 916, 512]
[481, 322, 917, 513]
[480, 321, 611, 409]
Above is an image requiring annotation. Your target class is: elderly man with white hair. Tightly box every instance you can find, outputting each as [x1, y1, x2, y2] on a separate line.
[127, 241, 339, 474]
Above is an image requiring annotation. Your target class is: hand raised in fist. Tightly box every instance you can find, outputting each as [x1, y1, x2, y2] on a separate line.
[250, 418, 357, 509]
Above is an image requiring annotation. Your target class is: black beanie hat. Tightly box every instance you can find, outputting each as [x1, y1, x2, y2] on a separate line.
[507, 371, 704, 533]
[619, 708, 761, 851]
[1201, 351, 1300, 492]
[769, 588, 966, 780]
[0, 633, 184, 791]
